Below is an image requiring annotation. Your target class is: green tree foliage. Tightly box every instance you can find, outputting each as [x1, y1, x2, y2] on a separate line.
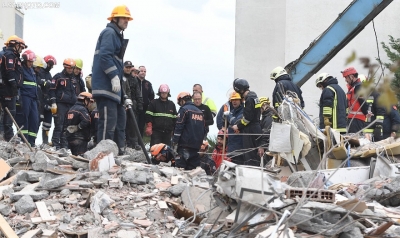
[381, 35, 400, 103]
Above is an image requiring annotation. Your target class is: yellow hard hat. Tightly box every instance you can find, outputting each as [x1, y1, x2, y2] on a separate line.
[75, 58, 83, 69]
[4, 35, 27, 49]
[33, 55, 46, 68]
[107, 5, 133, 21]
[259, 96, 270, 105]
[270, 66, 288, 80]
[229, 92, 241, 101]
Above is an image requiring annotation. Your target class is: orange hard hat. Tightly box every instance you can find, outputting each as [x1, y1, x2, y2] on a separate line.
[5, 35, 27, 49]
[150, 143, 166, 157]
[176, 92, 191, 104]
[107, 5, 133, 21]
[63, 58, 76, 68]
[77, 92, 92, 100]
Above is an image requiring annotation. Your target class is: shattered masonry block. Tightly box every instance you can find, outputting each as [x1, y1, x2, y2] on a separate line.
[285, 188, 336, 203]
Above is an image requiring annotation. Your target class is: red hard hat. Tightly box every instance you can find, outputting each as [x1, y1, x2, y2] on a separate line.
[44, 55, 57, 65]
[22, 50, 36, 61]
[341, 67, 357, 77]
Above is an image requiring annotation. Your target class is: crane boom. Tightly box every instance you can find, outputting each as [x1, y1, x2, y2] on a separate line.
[286, 0, 393, 87]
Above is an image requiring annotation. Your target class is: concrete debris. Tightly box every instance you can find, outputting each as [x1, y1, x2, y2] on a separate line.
[1, 139, 400, 237]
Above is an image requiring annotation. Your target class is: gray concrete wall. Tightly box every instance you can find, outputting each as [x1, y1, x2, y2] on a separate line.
[235, 0, 400, 119]
[0, 6, 24, 45]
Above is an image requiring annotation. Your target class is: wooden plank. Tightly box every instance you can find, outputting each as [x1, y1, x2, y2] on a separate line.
[41, 229, 57, 238]
[35, 202, 55, 222]
[0, 214, 18, 238]
[31, 216, 56, 224]
[0, 175, 16, 186]
[20, 228, 42, 238]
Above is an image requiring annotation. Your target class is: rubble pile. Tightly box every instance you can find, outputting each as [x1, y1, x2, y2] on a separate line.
[1, 138, 400, 237]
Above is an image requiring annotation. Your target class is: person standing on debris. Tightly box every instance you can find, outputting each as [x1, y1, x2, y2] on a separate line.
[198, 140, 216, 175]
[88, 98, 99, 150]
[150, 143, 176, 166]
[212, 130, 229, 169]
[73, 58, 86, 95]
[145, 84, 177, 146]
[192, 91, 213, 139]
[123, 61, 143, 150]
[0, 35, 26, 142]
[32, 55, 47, 125]
[359, 74, 386, 141]
[17, 50, 39, 147]
[193, 83, 217, 117]
[225, 92, 245, 164]
[49, 58, 77, 150]
[342, 67, 368, 133]
[382, 105, 400, 140]
[137, 65, 155, 137]
[91, 5, 133, 155]
[231, 78, 263, 166]
[315, 73, 347, 133]
[40, 55, 57, 145]
[65, 92, 92, 156]
[270, 66, 305, 110]
[172, 92, 205, 170]
[259, 96, 278, 163]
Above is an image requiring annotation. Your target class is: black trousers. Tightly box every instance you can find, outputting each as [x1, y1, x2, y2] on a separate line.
[0, 96, 16, 141]
[242, 123, 262, 166]
[52, 103, 71, 149]
[150, 130, 172, 147]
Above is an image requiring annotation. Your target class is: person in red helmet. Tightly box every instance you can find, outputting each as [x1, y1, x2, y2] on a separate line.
[212, 130, 229, 169]
[17, 49, 39, 146]
[145, 84, 177, 146]
[39, 55, 57, 145]
[341, 67, 368, 133]
[49, 58, 77, 149]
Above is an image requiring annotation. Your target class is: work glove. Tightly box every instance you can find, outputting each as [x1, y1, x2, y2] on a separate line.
[44, 104, 51, 111]
[324, 117, 332, 127]
[40, 114, 44, 121]
[67, 125, 78, 133]
[51, 103, 57, 114]
[223, 111, 230, 119]
[11, 83, 18, 97]
[87, 138, 96, 150]
[145, 122, 153, 136]
[111, 76, 121, 93]
[373, 124, 383, 141]
[124, 98, 132, 108]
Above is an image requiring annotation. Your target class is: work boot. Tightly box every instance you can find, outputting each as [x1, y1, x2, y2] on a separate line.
[42, 130, 49, 145]
[134, 144, 141, 150]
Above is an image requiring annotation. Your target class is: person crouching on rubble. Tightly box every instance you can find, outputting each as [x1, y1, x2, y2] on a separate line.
[150, 143, 176, 166]
[212, 129, 229, 169]
[65, 92, 92, 156]
[198, 140, 217, 175]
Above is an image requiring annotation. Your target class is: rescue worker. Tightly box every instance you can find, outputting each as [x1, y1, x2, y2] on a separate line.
[88, 98, 98, 150]
[270, 66, 305, 109]
[0, 35, 26, 142]
[342, 67, 368, 133]
[137, 65, 155, 136]
[150, 143, 176, 166]
[32, 55, 47, 143]
[192, 91, 213, 139]
[172, 92, 205, 170]
[315, 73, 347, 133]
[123, 61, 143, 150]
[231, 78, 263, 166]
[145, 84, 177, 146]
[91, 5, 133, 155]
[382, 105, 400, 140]
[259, 96, 277, 163]
[73, 58, 86, 95]
[225, 92, 244, 164]
[49, 58, 77, 150]
[65, 92, 92, 156]
[198, 141, 216, 175]
[359, 74, 386, 141]
[212, 130, 229, 169]
[17, 50, 39, 146]
[40, 55, 57, 144]
[193, 84, 217, 117]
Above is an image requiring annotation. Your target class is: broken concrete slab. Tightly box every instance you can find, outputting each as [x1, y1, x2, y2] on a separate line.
[10, 183, 49, 202]
[32, 152, 58, 172]
[15, 195, 36, 214]
[0, 203, 11, 216]
[121, 170, 149, 185]
[168, 183, 187, 196]
[84, 139, 119, 161]
[69, 180, 94, 188]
